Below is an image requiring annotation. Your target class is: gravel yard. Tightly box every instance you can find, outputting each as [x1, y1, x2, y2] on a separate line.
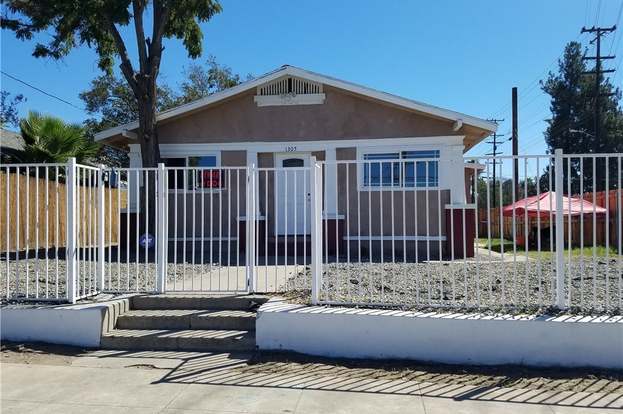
[286, 256, 623, 314]
[2, 253, 621, 314]
[0, 259, 238, 300]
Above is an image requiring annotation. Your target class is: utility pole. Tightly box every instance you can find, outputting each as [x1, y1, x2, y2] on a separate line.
[581, 25, 616, 150]
[512, 87, 519, 198]
[485, 118, 507, 206]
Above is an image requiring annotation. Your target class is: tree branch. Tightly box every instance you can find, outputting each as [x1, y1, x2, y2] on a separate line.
[107, 21, 140, 95]
[147, 0, 171, 90]
[132, 0, 148, 74]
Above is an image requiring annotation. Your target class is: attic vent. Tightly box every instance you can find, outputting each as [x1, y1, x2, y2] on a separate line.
[258, 76, 322, 96]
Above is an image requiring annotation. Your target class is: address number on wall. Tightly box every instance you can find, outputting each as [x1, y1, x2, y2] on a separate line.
[285, 146, 297, 152]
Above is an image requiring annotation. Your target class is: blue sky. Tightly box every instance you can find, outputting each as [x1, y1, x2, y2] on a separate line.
[1, 0, 622, 164]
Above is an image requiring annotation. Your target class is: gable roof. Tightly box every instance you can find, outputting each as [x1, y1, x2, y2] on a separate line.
[94, 65, 497, 141]
[0, 128, 24, 150]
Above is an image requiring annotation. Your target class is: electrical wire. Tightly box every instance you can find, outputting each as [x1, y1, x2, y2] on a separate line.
[1, 70, 85, 111]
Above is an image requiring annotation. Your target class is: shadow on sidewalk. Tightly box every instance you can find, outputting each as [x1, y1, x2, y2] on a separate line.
[79, 346, 623, 410]
[2, 341, 621, 409]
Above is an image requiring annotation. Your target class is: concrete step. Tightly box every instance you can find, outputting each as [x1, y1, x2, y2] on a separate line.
[131, 294, 269, 311]
[101, 329, 256, 352]
[116, 309, 256, 331]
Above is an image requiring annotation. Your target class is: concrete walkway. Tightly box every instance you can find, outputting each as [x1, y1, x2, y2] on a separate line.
[474, 247, 533, 262]
[167, 264, 303, 293]
[2, 348, 621, 413]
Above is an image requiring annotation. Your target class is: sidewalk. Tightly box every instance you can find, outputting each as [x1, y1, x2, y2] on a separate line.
[1, 345, 621, 413]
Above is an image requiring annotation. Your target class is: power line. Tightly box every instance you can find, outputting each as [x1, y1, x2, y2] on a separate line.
[581, 25, 617, 147]
[513, 5, 620, 155]
[594, 0, 602, 26]
[608, 0, 623, 54]
[521, 115, 548, 132]
[519, 105, 612, 153]
[485, 118, 510, 202]
[609, 1, 623, 82]
[0, 70, 85, 111]
[490, 32, 583, 120]
[491, 3, 595, 122]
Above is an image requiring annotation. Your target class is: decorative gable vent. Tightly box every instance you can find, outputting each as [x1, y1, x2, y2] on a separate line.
[254, 76, 325, 107]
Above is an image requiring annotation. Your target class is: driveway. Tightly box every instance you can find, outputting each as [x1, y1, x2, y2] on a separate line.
[1, 344, 621, 413]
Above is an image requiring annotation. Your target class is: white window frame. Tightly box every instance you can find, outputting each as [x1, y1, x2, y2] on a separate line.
[357, 146, 441, 191]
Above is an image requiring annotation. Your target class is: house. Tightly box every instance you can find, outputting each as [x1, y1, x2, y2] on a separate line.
[0, 128, 25, 163]
[95, 65, 496, 260]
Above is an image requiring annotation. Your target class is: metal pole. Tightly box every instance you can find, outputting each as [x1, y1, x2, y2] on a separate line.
[554, 149, 566, 308]
[156, 163, 167, 293]
[246, 163, 256, 292]
[66, 158, 77, 303]
[512, 87, 519, 197]
[310, 157, 322, 305]
[97, 165, 105, 292]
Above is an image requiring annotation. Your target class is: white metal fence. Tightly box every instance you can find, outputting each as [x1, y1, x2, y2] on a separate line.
[2, 161, 107, 301]
[314, 151, 622, 312]
[1, 151, 621, 312]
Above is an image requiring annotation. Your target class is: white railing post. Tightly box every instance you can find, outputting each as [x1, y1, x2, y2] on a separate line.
[554, 148, 566, 308]
[66, 157, 77, 304]
[310, 157, 322, 305]
[156, 163, 167, 293]
[97, 164, 105, 292]
[246, 163, 257, 292]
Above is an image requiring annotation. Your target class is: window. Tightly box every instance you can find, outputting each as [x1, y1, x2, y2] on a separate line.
[282, 158, 305, 168]
[361, 150, 439, 188]
[162, 154, 221, 190]
[403, 150, 439, 188]
[188, 155, 217, 168]
[363, 153, 401, 187]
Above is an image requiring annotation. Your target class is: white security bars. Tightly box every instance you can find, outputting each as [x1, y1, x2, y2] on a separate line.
[1, 151, 621, 313]
[252, 163, 313, 293]
[1, 160, 107, 302]
[98, 166, 162, 293]
[314, 152, 622, 313]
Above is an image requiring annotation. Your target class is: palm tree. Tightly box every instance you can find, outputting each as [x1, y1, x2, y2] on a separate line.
[17, 112, 100, 163]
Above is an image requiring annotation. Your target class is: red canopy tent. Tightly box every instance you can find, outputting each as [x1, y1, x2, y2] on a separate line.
[502, 191, 607, 218]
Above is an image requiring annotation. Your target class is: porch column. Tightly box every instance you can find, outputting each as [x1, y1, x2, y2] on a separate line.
[440, 144, 467, 204]
[324, 147, 338, 216]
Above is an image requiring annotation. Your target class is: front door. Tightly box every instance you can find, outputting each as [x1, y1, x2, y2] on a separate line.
[275, 153, 311, 235]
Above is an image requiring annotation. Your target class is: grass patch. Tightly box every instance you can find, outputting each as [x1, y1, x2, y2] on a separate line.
[476, 238, 620, 260]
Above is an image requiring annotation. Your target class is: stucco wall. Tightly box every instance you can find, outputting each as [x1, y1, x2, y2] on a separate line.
[156, 86, 480, 145]
[254, 149, 447, 238]
[1, 298, 130, 348]
[335, 147, 450, 238]
[167, 151, 247, 239]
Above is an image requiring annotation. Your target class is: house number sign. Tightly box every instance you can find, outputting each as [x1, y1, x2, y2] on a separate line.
[285, 146, 297, 152]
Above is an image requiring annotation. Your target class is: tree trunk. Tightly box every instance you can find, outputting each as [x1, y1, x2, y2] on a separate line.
[137, 86, 159, 259]
[137, 90, 160, 168]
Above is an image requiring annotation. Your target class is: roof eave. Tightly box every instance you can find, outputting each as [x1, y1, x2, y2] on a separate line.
[94, 65, 497, 142]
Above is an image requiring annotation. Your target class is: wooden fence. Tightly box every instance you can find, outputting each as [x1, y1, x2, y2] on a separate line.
[579, 190, 621, 213]
[478, 190, 622, 247]
[0, 171, 127, 252]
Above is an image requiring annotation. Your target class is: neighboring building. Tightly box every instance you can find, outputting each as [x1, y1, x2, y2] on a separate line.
[0, 128, 24, 162]
[95, 65, 496, 258]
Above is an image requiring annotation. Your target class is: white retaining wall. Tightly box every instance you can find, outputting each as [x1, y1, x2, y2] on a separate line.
[1, 298, 130, 347]
[257, 300, 623, 369]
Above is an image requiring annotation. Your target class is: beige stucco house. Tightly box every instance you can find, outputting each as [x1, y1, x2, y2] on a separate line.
[96, 65, 496, 259]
